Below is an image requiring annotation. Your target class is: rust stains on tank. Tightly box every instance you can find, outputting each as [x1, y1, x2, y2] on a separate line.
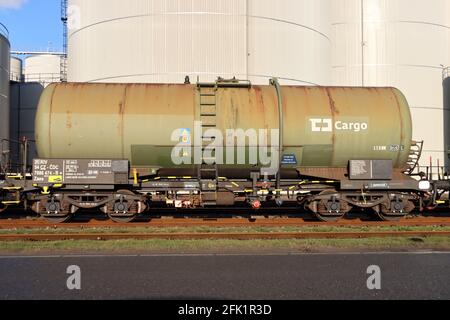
[48, 83, 58, 157]
[66, 111, 72, 129]
[325, 88, 337, 163]
[253, 86, 266, 123]
[325, 88, 339, 144]
[118, 99, 124, 136]
[119, 86, 128, 159]
[325, 88, 340, 116]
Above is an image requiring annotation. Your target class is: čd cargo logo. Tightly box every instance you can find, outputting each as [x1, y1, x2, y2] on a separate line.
[309, 118, 368, 133]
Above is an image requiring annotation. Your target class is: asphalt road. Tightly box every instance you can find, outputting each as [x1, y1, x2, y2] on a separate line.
[0, 252, 449, 300]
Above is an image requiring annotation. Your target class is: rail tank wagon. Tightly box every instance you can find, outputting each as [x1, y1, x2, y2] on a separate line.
[29, 79, 427, 223]
[36, 82, 412, 169]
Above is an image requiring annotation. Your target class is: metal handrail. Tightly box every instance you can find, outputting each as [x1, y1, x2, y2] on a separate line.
[0, 22, 9, 39]
[414, 165, 450, 181]
[1, 138, 35, 175]
[24, 73, 62, 83]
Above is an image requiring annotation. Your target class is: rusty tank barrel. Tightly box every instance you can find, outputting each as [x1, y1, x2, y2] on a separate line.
[35, 82, 412, 172]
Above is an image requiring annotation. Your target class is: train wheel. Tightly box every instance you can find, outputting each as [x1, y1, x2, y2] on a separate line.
[373, 200, 414, 222]
[309, 190, 351, 222]
[104, 190, 146, 223]
[42, 204, 78, 223]
[0, 203, 7, 213]
[34, 199, 76, 224]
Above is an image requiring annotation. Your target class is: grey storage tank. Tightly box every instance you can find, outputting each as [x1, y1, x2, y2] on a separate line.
[9, 82, 45, 167]
[0, 23, 10, 165]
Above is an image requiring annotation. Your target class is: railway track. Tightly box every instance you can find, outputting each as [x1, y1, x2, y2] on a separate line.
[0, 231, 449, 241]
[1, 216, 450, 229]
[1, 215, 449, 241]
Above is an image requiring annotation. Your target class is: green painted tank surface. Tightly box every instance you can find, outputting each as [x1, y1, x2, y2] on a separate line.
[35, 83, 412, 170]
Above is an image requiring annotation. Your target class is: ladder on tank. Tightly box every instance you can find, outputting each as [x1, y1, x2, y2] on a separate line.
[197, 81, 219, 206]
[404, 141, 424, 175]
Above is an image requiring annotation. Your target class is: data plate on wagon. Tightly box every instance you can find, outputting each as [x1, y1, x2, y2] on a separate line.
[32, 159, 129, 185]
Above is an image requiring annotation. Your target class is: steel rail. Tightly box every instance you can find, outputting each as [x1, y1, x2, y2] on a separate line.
[0, 231, 449, 241]
[1, 217, 450, 229]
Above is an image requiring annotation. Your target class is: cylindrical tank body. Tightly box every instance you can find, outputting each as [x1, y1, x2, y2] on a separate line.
[10, 56, 22, 82]
[36, 83, 412, 171]
[331, 0, 450, 166]
[0, 28, 10, 158]
[67, 0, 331, 85]
[24, 54, 61, 86]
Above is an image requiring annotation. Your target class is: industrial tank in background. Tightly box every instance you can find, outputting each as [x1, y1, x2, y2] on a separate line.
[0, 24, 10, 164]
[10, 56, 22, 82]
[24, 54, 62, 86]
[9, 82, 45, 166]
[67, 0, 331, 85]
[331, 0, 450, 167]
[246, 0, 330, 85]
[35, 83, 413, 174]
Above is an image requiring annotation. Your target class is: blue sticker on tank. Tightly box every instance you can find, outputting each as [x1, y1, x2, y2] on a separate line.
[282, 154, 297, 165]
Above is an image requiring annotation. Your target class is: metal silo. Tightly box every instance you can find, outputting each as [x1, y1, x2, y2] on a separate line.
[67, 0, 331, 85]
[0, 23, 10, 166]
[24, 54, 62, 86]
[331, 0, 450, 167]
[10, 56, 22, 82]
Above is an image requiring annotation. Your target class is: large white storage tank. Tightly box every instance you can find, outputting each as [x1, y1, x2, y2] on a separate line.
[0, 24, 10, 162]
[247, 0, 330, 85]
[10, 56, 22, 82]
[67, 0, 331, 85]
[24, 54, 62, 86]
[331, 0, 450, 167]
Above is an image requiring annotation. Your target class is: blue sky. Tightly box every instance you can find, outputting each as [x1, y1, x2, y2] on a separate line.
[0, 0, 62, 52]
